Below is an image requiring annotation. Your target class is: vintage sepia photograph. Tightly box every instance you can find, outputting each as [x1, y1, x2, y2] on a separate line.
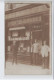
[5, 2, 52, 75]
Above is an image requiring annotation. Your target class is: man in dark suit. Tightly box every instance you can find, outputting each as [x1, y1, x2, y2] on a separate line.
[12, 40, 17, 64]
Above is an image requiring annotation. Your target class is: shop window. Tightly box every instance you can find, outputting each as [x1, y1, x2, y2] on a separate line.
[25, 31, 30, 37]
[12, 31, 18, 37]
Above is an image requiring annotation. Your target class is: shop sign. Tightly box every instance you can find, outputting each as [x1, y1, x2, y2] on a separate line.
[8, 16, 42, 27]
[8, 37, 30, 41]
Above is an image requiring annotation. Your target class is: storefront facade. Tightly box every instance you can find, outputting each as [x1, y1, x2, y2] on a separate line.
[5, 3, 50, 64]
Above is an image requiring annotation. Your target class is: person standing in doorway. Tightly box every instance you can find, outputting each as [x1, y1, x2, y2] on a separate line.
[32, 40, 39, 65]
[30, 44, 33, 65]
[41, 41, 50, 69]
